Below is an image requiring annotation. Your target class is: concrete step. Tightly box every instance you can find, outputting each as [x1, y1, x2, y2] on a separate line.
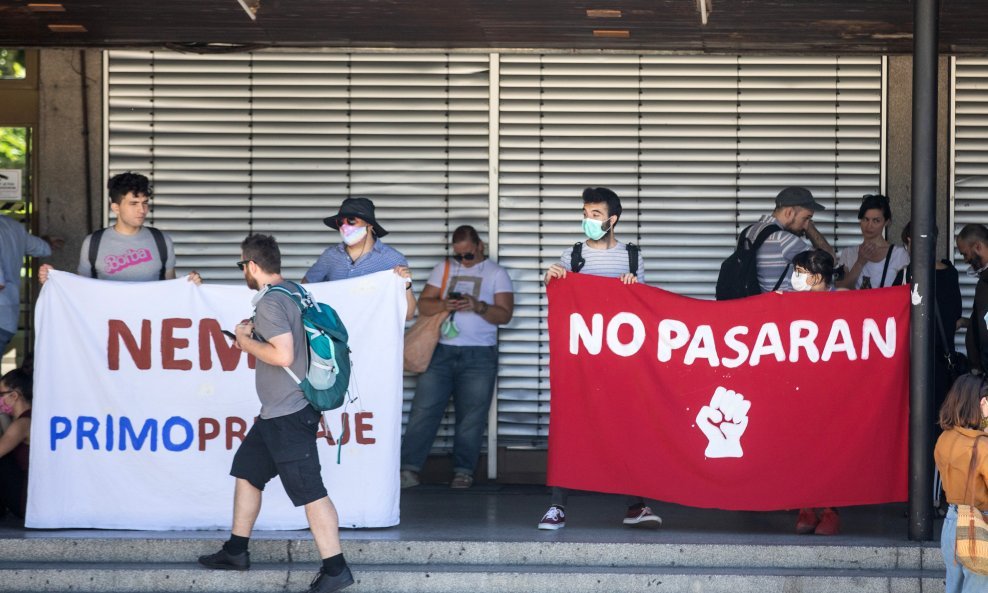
[0, 562, 946, 593]
[0, 537, 946, 571]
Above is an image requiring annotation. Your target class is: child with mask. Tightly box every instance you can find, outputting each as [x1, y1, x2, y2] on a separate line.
[785, 249, 842, 534]
[303, 197, 416, 320]
[0, 368, 32, 520]
[789, 249, 836, 293]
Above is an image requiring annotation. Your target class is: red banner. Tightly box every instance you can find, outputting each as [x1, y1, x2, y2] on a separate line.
[547, 274, 910, 510]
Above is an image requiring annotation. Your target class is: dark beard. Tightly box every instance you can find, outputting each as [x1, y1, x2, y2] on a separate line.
[245, 270, 260, 291]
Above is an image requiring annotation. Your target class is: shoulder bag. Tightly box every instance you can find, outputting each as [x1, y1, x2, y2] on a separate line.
[956, 434, 988, 575]
[403, 259, 451, 374]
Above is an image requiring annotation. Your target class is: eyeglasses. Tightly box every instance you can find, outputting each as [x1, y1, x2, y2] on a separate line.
[0, 390, 16, 397]
[338, 216, 360, 226]
[452, 253, 476, 262]
[236, 259, 252, 271]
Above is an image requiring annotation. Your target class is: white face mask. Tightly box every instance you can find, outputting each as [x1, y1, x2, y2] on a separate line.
[340, 223, 368, 246]
[790, 270, 812, 292]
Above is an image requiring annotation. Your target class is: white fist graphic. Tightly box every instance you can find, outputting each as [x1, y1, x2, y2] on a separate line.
[696, 386, 751, 459]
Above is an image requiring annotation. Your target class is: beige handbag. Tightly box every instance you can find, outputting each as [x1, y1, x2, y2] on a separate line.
[956, 434, 988, 575]
[403, 260, 450, 374]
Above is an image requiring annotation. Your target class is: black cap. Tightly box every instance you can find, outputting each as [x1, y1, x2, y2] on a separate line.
[323, 197, 388, 237]
[775, 187, 826, 212]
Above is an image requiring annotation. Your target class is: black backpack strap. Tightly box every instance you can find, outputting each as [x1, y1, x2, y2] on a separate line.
[878, 245, 895, 288]
[570, 242, 585, 273]
[752, 223, 786, 291]
[87, 228, 106, 279]
[772, 264, 790, 292]
[750, 223, 782, 250]
[626, 243, 639, 276]
[147, 226, 168, 280]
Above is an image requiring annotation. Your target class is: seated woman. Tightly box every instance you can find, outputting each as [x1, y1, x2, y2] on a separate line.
[0, 368, 32, 519]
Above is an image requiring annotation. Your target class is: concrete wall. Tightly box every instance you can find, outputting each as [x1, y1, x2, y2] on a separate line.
[886, 56, 952, 258]
[37, 49, 103, 274]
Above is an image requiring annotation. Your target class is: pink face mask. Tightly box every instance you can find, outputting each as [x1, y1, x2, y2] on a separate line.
[0, 396, 13, 416]
[340, 223, 368, 246]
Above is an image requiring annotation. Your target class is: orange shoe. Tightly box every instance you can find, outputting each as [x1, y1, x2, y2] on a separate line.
[814, 508, 840, 535]
[795, 508, 818, 534]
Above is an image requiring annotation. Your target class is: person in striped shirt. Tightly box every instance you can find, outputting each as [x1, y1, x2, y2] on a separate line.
[743, 187, 835, 293]
[303, 197, 415, 320]
[539, 187, 658, 531]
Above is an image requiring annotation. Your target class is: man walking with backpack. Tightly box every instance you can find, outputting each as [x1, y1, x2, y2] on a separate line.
[198, 234, 353, 593]
[736, 187, 834, 294]
[539, 187, 660, 531]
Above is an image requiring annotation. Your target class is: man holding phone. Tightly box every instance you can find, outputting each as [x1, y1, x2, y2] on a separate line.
[399, 225, 513, 490]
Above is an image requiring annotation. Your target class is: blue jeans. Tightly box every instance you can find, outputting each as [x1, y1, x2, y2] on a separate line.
[401, 344, 498, 477]
[942, 505, 988, 593]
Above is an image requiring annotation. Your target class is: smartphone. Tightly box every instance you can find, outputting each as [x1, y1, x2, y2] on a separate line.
[448, 291, 463, 300]
[221, 329, 237, 340]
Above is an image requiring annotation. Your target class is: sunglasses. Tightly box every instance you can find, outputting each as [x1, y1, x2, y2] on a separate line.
[338, 216, 360, 226]
[236, 259, 251, 271]
[452, 253, 476, 262]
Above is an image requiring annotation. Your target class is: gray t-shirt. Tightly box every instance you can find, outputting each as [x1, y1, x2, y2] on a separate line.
[253, 282, 310, 420]
[77, 226, 176, 281]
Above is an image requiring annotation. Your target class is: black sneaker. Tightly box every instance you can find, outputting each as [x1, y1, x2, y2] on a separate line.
[198, 547, 250, 571]
[307, 566, 354, 593]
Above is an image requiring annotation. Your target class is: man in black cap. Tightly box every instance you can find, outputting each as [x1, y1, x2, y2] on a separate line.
[303, 197, 415, 319]
[743, 187, 835, 293]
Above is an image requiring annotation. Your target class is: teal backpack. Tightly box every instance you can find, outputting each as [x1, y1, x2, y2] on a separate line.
[265, 281, 352, 412]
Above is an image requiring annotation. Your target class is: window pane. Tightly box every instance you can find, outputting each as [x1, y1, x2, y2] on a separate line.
[0, 49, 26, 80]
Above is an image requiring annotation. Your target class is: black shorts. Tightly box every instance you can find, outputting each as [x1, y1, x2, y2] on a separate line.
[230, 405, 328, 507]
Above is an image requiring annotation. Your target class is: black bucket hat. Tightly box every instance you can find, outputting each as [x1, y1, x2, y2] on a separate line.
[323, 197, 389, 237]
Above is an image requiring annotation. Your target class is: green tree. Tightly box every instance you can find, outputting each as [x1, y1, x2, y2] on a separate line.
[0, 49, 26, 79]
[0, 128, 26, 169]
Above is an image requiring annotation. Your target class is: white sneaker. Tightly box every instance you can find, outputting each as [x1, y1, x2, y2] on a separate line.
[623, 505, 662, 529]
[538, 505, 566, 530]
[400, 470, 420, 489]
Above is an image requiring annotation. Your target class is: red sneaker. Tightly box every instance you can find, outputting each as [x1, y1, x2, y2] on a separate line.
[814, 508, 840, 535]
[795, 508, 818, 534]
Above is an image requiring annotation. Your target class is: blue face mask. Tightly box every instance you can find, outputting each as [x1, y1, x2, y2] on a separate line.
[582, 217, 610, 241]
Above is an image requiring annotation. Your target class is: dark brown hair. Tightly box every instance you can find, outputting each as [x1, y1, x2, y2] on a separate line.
[451, 225, 481, 245]
[240, 234, 281, 274]
[1, 368, 32, 403]
[938, 374, 987, 430]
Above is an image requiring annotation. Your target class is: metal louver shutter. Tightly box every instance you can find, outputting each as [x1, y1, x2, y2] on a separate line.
[495, 54, 884, 448]
[107, 49, 492, 455]
[952, 58, 988, 345]
[107, 50, 491, 282]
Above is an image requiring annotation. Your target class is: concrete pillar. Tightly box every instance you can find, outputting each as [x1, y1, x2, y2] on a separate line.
[886, 55, 951, 256]
[37, 49, 103, 273]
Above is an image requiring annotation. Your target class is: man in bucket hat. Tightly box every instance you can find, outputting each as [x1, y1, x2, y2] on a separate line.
[303, 197, 415, 319]
[742, 186, 835, 293]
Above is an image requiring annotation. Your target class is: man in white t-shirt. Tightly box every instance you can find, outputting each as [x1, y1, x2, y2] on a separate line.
[400, 225, 514, 490]
[540, 187, 659, 531]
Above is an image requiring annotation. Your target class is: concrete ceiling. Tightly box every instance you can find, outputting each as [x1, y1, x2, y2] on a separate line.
[0, 0, 986, 54]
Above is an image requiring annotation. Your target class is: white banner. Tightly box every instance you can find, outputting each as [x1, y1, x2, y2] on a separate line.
[27, 270, 407, 530]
